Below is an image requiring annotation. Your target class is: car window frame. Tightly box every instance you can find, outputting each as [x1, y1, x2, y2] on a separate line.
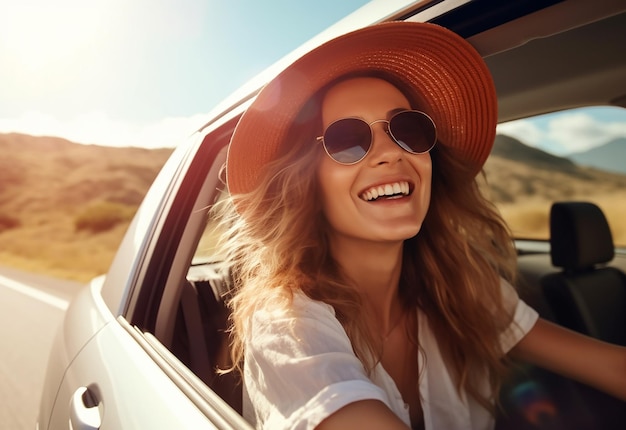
[109, 119, 249, 425]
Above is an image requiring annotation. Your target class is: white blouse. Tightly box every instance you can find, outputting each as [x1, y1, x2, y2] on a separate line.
[242, 280, 539, 430]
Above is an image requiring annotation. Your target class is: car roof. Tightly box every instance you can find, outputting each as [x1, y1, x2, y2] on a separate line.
[474, 1, 626, 122]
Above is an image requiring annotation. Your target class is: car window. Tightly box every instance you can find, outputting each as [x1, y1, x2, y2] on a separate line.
[484, 106, 626, 247]
[192, 187, 230, 265]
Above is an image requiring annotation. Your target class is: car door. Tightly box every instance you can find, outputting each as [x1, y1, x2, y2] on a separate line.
[45, 307, 224, 429]
[38, 109, 251, 430]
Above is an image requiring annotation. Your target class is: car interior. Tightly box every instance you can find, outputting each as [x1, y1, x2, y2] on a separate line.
[125, 1, 625, 429]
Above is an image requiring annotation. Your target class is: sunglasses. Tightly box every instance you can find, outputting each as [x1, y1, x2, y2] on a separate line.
[316, 109, 437, 165]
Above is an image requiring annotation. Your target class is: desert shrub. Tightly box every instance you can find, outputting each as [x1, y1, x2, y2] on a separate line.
[75, 201, 136, 233]
[0, 214, 21, 232]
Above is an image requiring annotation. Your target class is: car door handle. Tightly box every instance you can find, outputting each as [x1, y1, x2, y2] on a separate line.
[69, 386, 102, 430]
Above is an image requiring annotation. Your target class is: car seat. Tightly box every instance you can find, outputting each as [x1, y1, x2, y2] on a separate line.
[542, 201, 625, 345]
[172, 264, 242, 414]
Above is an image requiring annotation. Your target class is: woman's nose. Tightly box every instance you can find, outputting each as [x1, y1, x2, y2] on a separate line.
[367, 123, 404, 165]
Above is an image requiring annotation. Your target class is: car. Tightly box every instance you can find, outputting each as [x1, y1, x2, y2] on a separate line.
[37, 0, 626, 429]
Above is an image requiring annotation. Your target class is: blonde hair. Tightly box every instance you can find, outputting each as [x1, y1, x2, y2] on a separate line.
[212, 79, 517, 411]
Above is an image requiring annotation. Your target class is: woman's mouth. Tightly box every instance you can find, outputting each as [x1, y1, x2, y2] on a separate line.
[360, 181, 411, 202]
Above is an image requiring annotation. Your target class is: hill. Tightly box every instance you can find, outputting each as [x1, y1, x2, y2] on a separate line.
[568, 138, 626, 174]
[490, 134, 579, 173]
[0, 133, 172, 281]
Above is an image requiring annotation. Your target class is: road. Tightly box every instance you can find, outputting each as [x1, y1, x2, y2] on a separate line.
[0, 266, 84, 430]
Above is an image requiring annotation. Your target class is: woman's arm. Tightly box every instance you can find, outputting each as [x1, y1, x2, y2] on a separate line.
[510, 317, 626, 401]
[316, 400, 410, 430]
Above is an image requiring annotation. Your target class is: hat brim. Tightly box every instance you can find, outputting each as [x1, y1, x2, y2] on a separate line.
[226, 21, 497, 195]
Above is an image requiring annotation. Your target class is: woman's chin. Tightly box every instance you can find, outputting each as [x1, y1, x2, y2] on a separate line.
[370, 223, 423, 243]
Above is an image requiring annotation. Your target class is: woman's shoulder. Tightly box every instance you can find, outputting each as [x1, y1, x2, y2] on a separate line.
[248, 290, 353, 358]
[292, 290, 337, 316]
[251, 290, 339, 332]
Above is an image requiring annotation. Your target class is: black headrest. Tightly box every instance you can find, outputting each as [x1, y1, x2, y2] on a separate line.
[550, 202, 614, 270]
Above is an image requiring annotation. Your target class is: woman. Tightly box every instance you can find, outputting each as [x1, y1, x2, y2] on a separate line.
[214, 21, 626, 429]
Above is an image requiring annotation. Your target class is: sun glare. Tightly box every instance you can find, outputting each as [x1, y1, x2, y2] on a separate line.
[0, 0, 119, 103]
[2, 2, 105, 71]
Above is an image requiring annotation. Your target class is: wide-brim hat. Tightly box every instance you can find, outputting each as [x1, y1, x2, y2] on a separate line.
[226, 21, 497, 196]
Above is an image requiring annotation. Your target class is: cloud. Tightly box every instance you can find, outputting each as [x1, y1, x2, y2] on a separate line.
[0, 111, 207, 148]
[547, 113, 626, 153]
[496, 109, 626, 155]
[496, 120, 544, 147]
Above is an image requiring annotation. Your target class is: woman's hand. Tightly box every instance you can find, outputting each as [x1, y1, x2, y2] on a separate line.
[510, 317, 626, 401]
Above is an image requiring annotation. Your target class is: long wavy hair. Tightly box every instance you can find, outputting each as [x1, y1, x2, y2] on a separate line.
[212, 73, 517, 412]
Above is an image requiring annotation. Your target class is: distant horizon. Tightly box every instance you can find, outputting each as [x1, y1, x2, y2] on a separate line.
[0, 98, 623, 158]
[0, 116, 626, 158]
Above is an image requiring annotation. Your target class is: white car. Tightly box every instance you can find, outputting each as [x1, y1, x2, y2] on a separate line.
[37, 0, 626, 429]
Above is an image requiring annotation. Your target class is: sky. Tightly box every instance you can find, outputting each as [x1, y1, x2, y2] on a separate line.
[1, 0, 625, 154]
[498, 107, 626, 156]
[0, 0, 370, 148]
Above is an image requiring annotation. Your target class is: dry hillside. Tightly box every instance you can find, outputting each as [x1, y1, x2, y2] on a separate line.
[0, 133, 172, 281]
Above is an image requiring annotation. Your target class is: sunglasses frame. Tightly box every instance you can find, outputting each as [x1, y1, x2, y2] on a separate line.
[316, 109, 437, 165]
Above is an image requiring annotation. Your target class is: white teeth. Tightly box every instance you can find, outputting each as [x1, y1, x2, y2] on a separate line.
[361, 181, 410, 201]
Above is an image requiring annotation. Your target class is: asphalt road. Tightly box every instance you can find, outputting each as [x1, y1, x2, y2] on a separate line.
[0, 267, 84, 430]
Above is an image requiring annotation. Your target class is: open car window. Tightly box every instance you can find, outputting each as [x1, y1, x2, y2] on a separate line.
[192, 187, 230, 265]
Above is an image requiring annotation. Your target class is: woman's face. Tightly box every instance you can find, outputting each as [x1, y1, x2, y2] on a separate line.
[317, 77, 432, 245]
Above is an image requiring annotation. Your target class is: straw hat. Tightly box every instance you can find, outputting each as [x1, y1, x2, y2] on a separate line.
[226, 21, 497, 195]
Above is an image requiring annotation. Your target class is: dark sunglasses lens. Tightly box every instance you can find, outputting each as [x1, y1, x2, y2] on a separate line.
[324, 118, 371, 163]
[389, 111, 436, 153]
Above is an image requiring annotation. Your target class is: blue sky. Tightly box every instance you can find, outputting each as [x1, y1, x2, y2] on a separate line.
[1, 0, 625, 154]
[0, 0, 370, 147]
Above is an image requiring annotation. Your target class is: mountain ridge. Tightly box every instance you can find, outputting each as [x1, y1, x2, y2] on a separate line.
[568, 138, 626, 174]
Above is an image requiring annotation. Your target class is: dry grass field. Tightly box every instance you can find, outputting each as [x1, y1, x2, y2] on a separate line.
[0, 132, 624, 283]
